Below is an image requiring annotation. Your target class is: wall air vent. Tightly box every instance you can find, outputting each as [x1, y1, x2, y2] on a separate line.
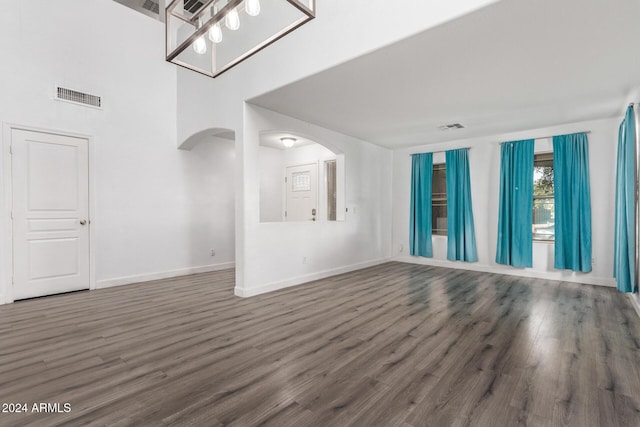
[438, 123, 465, 131]
[55, 86, 102, 109]
[142, 0, 159, 14]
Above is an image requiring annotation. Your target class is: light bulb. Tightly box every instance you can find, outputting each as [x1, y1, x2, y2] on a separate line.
[208, 23, 223, 43]
[281, 137, 296, 148]
[246, 0, 261, 16]
[192, 17, 207, 54]
[225, 7, 240, 30]
[193, 36, 207, 54]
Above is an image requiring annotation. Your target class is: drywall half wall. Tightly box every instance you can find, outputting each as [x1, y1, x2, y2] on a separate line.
[236, 104, 392, 297]
[392, 117, 618, 287]
[0, 0, 235, 302]
[259, 146, 286, 222]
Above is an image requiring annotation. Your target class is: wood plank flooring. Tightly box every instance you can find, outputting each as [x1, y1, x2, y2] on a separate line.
[1, 262, 640, 426]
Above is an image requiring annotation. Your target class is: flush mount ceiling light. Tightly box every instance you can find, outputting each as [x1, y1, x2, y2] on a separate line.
[166, 0, 315, 78]
[281, 137, 296, 148]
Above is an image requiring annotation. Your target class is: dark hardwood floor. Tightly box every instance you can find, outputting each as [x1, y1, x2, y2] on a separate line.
[1, 262, 639, 426]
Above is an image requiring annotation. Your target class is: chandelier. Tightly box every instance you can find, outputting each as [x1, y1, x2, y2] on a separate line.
[165, 0, 315, 78]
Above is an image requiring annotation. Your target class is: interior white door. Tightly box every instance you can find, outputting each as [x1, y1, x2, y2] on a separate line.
[285, 162, 318, 221]
[11, 129, 90, 300]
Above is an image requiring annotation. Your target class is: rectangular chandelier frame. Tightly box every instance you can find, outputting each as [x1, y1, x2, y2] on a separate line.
[165, 0, 315, 78]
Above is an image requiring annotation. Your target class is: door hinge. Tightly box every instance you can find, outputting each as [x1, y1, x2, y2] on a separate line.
[9, 144, 12, 155]
[284, 177, 287, 183]
[10, 211, 13, 220]
[285, 210, 287, 217]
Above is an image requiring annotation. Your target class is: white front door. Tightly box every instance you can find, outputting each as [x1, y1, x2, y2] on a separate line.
[285, 163, 318, 221]
[11, 129, 90, 300]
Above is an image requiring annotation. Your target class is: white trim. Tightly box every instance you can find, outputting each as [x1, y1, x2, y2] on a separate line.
[1, 123, 95, 304]
[393, 255, 616, 287]
[96, 262, 235, 289]
[630, 294, 640, 319]
[1, 124, 12, 304]
[88, 132, 97, 291]
[234, 258, 389, 297]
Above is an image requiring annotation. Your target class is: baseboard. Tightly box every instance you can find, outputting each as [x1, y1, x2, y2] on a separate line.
[393, 255, 617, 288]
[630, 294, 640, 319]
[234, 258, 390, 298]
[96, 262, 235, 289]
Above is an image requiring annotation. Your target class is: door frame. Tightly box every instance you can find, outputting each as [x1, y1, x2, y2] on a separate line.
[1, 123, 96, 304]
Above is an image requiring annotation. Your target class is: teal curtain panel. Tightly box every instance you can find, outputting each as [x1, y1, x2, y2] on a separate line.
[445, 148, 478, 262]
[553, 133, 592, 272]
[614, 106, 636, 293]
[496, 139, 534, 267]
[410, 153, 434, 257]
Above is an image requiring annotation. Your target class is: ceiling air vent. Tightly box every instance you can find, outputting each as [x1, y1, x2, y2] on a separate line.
[142, 0, 159, 14]
[438, 123, 465, 131]
[184, 0, 205, 14]
[112, 0, 161, 21]
[55, 86, 102, 109]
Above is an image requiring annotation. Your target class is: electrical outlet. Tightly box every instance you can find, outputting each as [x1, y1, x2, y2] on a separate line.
[400, 243, 404, 253]
[591, 257, 595, 265]
[302, 256, 307, 264]
[211, 249, 216, 256]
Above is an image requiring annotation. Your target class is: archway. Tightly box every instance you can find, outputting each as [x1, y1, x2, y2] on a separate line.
[179, 127, 237, 280]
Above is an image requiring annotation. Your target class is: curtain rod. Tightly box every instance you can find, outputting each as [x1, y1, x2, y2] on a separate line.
[409, 128, 594, 155]
[498, 130, 591, 144]
[409, 146, 471, 156]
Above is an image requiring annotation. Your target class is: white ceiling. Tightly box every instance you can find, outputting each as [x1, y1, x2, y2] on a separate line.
[259, 132, 317, 150]
[249, 0, 640, 148]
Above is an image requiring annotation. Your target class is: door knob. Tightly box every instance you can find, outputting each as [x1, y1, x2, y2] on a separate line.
[80, 220, 87, 226]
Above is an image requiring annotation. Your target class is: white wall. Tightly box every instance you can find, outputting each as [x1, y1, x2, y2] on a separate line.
[237, 105, 393, 296]
[0, 0, 235, 302]
[259, 146, 285, 222]
[632, 293, 640, 318]
[392, 117, 618, 287]
[282, 142, 336, 165]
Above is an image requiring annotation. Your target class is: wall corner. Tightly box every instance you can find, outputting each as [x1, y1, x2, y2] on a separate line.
[630, 293, 640, 319]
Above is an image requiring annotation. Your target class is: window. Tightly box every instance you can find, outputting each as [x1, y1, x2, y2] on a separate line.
[533, 152, 554, 241]
[432, 163, 447, 235]
[325, 160, 337, 221]
[291, 171, 311, 191]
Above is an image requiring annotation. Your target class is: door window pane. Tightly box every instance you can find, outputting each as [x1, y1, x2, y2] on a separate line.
[292, 171, 311, 191]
